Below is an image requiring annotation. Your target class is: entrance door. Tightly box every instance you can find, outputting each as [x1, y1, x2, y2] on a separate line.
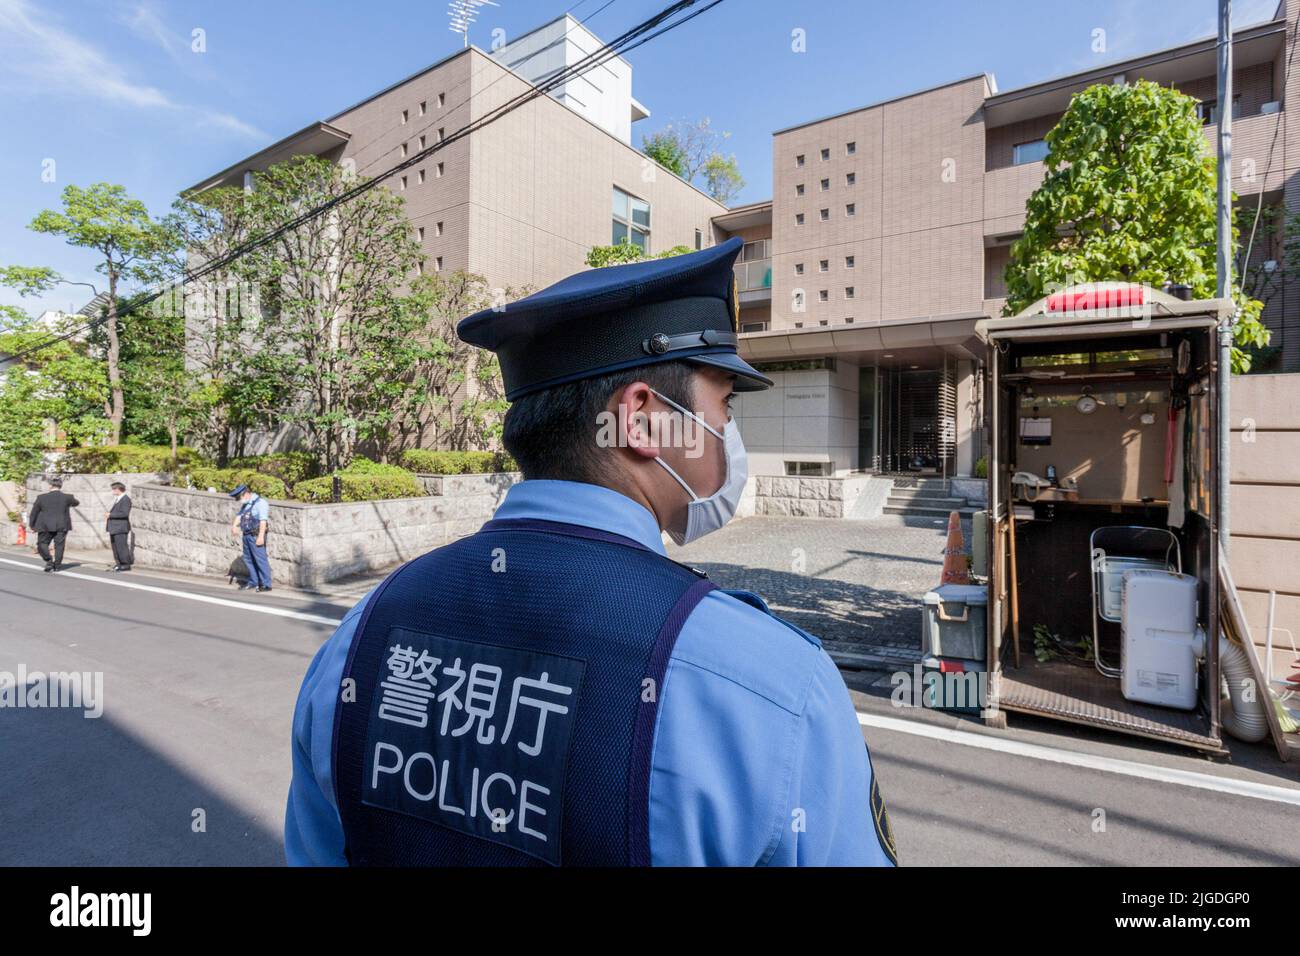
[868, 361, 957, 475]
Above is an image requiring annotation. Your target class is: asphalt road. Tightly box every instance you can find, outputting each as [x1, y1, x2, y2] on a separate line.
[1, 551, 1297, 866]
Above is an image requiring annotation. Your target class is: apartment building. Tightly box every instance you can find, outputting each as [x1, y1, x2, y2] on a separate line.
[186, 14, 724, 309]
[728, 0, 1299, 481]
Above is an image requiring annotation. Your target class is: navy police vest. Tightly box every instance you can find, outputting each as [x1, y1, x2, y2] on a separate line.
[332, 517, 716, 866]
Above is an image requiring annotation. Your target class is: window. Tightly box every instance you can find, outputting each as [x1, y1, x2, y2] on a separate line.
[846, 172, 856, 186]
[437, 93, 445, 108]
[416, 226, 425, 241]
[845, 203, 856, 216]
[820, 178, 829, 191]
[820, 147, 830, 161]
[845, 316, 855, 324]
[796, 183, 805, 196]
[401, 109, 408, 124]
[818, 290, 829, 302]
[695, 228, 702, 250]
[794, 263, 804, 275]
[400, 175, 407, 190]
[794, 322, 804, 329]
[818, 259, 828, 272]
[418, 169, 425, 184]
[436, 221, 443, 236]
[846, 141, 856, 155]
[419, 135, 426, 149]
[845, 255, 855, 268]
[435, 256, 443, 271]
[416, 260, 424, 275]
[819, 319, 829, 326]
[845, 286, 855, 299]
[793, 291, 805, 308]
[796, 154, 805, 167]
[436, 162, 444, 178]
[612, 186, 650, 250]
[401, 142, 408, 158]
[419, 101, 427, 116]
[819, 208, 829, 221]
[796, 213, 805, 225]
[740, 321, 768, 333]
[1196, 96, 1241, 124]
[1012, 139, 1049, 165]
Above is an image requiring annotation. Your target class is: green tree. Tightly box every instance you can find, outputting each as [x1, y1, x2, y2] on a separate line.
[585, 241, 693, 268]
[0, 307, 108, 481]
[642, 130, 688, 178]
[1003, 80, 1269, 372]
[234, 155, 425, 472]
[639, 118, 745, 203]
[18, 184, 177, 443]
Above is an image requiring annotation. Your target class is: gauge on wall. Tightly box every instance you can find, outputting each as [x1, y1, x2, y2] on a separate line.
[1076, 385, 1105, 414]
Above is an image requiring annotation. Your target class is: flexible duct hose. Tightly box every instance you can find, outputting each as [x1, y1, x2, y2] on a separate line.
[1220, 634, 1268, 743]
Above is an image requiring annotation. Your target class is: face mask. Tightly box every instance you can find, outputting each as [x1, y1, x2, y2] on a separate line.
[650, 388, 748, 546]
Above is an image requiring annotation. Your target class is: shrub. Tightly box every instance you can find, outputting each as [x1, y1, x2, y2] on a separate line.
[399, 449, 518, 474]
[343, 456, 413, 478]
[179, 466, 288, 500]
[228, 451, 319, 487]
[974, 456, 988, 479]
[61, 444, 204, 474]
[293, 471, 423, 503]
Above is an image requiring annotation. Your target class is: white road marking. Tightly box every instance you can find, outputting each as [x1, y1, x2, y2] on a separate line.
[0, 557, 344, 627]
[857, 710, 1300, 807]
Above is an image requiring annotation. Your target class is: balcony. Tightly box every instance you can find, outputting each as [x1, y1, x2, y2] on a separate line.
[734, 237, 772, 303]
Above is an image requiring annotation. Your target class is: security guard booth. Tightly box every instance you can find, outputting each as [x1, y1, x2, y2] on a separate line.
[975, 285, 1229, 754]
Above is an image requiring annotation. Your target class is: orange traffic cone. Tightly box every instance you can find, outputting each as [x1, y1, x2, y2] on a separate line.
[16, 522, 26, 546]
[940, 510, 970, 586]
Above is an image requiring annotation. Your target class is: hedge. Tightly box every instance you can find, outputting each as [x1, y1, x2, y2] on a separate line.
[399, 449, 518, 475]
[293, 471, 423, 503]
[228, 451, 319, 487]
[61, 444, 204, 474]
[343, 456, 414, 478]
[180, 466, 288, 500]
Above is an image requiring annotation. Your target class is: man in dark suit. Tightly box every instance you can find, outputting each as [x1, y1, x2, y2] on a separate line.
[27, 476, 79, 573]
[105, 481, 132, 572]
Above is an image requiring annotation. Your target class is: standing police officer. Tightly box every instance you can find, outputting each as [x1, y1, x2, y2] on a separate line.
[285, 238, 897, 866]
[230, 483, 272, 592]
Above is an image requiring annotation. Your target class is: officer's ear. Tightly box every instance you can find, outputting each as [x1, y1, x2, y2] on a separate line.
[615, 380, 661, 460]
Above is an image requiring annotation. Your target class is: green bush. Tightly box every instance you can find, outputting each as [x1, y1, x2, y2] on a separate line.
[343, 456, 413, 478]
[399, 449, 518, 475]
[62, 444, 204, 474]
[293, 471, 423, 503]
[974, 456, 988, 479]
[229, 451, 319, 487]
[180, 466, 288, 500]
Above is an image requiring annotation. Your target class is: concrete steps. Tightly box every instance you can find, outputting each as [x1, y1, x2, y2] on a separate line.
[881, 479, 980, 518]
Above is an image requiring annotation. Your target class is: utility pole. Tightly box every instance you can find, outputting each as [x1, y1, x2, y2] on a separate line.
[1216, 0, 1234, 556]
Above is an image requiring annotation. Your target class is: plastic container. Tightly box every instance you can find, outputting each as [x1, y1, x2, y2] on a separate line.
[922, 583, 988, 663]
[1121, 570, 1201, 710]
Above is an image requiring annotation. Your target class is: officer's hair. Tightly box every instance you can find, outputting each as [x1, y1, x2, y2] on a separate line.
[502, 361, 696, 483]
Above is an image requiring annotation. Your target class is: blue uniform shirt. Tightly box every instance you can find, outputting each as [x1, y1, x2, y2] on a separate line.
[285, 479, 895, 866]
[240, 494, 270, 526]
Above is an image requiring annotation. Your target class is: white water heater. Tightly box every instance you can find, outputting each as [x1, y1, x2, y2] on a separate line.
[1120, 570, 1201, 710]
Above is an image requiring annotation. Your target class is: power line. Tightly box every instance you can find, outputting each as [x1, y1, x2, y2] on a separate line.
[1, 0, 721, 369]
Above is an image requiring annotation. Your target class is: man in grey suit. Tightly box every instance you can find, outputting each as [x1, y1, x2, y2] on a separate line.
[106, 481, 132, 571]
[27, 476, 79, 573]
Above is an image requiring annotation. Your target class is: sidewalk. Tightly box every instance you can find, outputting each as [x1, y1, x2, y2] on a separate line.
[0, 542, 385, 610]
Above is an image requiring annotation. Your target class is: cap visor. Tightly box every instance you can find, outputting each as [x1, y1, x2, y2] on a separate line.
[685, 352, 773, 391]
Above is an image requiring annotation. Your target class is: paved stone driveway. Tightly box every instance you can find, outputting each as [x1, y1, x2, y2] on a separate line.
[668, 513, 972, 670]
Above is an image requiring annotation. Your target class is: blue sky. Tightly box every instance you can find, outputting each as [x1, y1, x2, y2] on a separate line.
[0, 0, 1282, 315]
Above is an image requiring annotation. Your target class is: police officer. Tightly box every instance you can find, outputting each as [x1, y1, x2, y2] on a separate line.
[285, 237, 897, 866]
[229, 483, 272, 592]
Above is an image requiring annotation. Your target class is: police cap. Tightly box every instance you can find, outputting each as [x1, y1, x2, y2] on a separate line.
[456, 236, 772, 401]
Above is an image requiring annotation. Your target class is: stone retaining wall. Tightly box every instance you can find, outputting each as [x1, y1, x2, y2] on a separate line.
[752, 474, 876, 518]
[130, 472, 521, 587]
[24, 472, 167, 551]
